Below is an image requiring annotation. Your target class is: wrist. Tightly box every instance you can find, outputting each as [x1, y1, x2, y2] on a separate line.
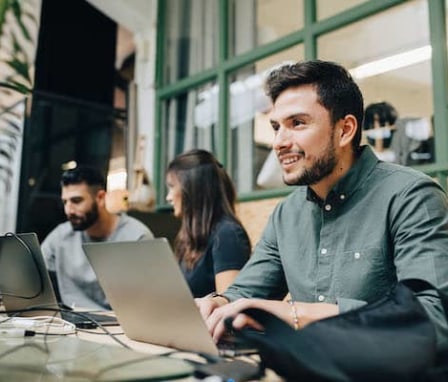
[210, 292, 230, 306]
[287, 299, 301, 330]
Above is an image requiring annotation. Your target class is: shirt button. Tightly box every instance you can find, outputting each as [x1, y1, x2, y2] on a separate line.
[340, 194, 346, 200]
[321, 248, 327, 254]
[354, 252, 361, 259]
[324, 204, 332, 211]
[318, 295, 325, 302]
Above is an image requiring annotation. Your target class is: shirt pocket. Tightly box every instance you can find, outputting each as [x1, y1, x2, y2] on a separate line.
[334, 247, 395, 302]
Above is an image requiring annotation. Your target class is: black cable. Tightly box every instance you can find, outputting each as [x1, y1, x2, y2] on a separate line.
[0, 232, 44, 299]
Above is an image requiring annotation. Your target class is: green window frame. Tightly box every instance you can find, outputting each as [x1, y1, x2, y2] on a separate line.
[153, 0, 448, 207]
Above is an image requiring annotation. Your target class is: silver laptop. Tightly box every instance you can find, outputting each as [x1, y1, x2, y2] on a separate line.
[0, 232, 56, 316]
[0, 232, 117, 328]
[83, 238, 256, 356]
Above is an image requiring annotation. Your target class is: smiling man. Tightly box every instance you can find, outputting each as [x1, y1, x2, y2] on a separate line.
[197, 60, 448, 354]
[41, 166, 154, 310]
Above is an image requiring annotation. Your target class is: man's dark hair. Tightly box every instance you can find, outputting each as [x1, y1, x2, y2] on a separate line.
[61, 166, 106, 190]
[264, 60, 364, 151]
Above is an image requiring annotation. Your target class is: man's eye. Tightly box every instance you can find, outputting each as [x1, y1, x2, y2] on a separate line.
[292, 119, 303, 127]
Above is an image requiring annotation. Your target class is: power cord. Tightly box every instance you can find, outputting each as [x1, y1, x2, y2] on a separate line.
[0, 316, 76, 335]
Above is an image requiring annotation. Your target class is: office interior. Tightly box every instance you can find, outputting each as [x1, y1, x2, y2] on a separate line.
[0, 0, 447, 247]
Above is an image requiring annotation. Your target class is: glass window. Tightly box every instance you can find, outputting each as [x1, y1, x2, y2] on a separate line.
[163, 0, 219, 84]
[229, 45, 304, 193]
[446, 0, 448, 40]
[228, 0, 303, 56]
[318, 0, 434, 166]
[160, 81, 219, 172]
[317, 0, 367, 20]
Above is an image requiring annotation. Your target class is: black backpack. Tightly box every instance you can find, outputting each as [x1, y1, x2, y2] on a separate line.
[227, 279, 448, 382]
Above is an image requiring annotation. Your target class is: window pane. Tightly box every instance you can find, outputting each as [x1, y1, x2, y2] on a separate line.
[318, 0, 434, 166]
[161, 81, 219, 171]
[228, 0, 303, 56]
[163, 0, 218, 83]
[229, 45, 304, 193]
[317, 0, 367, 20]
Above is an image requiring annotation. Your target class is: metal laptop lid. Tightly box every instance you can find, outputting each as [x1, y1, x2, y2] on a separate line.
[0, 232, 60, 316]
[82, 238, 220, 356]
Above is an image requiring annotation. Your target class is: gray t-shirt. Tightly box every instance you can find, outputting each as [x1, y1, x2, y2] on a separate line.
[41, 214, 154, 310]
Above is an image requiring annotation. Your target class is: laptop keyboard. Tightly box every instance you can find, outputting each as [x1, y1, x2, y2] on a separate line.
[61, 311, 118, 329]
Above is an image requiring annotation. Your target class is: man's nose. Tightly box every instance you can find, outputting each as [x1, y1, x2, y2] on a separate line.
[273, 126, 292, 150]
[64, 202, 75, 215]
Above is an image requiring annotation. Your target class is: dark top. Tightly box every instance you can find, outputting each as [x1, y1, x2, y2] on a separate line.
[180, 217, 251, 297]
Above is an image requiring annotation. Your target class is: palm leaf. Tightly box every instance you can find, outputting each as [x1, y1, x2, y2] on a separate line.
[0, 148, 12, 160]
[10, 0, 31, 42]
[2, 115, 22, 131]
[0, 79, 31, 94]
[5, 58, 30, 82]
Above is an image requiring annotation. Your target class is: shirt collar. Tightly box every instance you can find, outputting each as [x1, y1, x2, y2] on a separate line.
[306, 145, 379, 206]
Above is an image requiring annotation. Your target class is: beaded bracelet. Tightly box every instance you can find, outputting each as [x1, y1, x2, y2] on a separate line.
[287, 299, 300, 330]
[210, 292, 230, 303]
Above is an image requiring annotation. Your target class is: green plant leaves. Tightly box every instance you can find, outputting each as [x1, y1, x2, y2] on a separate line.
[0, 0, 36, 99]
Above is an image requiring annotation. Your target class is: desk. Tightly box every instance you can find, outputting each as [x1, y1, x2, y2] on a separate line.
[0, 313, 284, 381]
[76, 325, 284, 382]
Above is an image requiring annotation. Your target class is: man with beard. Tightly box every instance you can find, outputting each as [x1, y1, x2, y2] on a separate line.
[41, 166, 154, 310]
[197, 60, 448, 353]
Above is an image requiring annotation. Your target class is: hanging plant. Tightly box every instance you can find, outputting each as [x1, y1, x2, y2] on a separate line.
[0, 0, 39, 231]
[0, 0, 37, 103]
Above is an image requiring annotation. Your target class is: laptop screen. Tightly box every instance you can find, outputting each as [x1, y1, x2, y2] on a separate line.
[0, 232, 60, 316]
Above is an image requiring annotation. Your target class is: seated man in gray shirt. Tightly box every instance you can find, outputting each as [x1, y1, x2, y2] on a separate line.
[197, 60, 448, 354]
[41, 166, 154, 310]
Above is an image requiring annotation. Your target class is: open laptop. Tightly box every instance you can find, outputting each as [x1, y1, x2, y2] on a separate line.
[0, 232, 117, 328]
[83, 238, 258, 356]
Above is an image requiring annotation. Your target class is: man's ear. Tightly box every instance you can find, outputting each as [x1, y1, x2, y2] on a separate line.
[96, 189, 107, 206]
[337, 114, 357, 148]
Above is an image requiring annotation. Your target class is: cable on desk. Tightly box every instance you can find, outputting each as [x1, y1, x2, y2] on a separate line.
[3, 304, 130, 349]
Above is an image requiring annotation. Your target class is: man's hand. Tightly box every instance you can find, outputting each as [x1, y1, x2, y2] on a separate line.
[205, 298, 285, 341]
[200, 297, 340, 342]
[195, 295, 229, 322]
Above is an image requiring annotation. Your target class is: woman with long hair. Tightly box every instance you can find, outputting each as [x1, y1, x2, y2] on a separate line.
[166, 149, 251, 297]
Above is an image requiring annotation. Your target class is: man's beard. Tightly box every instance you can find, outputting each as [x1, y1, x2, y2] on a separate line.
[283, 139, 337, 186]
[68, 203, 99, 231]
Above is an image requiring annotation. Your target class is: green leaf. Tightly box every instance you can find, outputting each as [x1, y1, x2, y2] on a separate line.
[0, 80, 31, 94]
[5, 58, 31, 82]
[10, 0, 32, 42]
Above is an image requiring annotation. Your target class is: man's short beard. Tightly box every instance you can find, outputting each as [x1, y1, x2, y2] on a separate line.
[284, 140, 337, 186]
[70, 203, 99, 231]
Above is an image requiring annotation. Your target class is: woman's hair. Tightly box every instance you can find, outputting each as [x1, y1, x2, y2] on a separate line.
[167, 149, 241, 269]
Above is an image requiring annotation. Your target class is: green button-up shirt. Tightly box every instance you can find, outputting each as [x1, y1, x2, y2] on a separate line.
[225, 146, 448, 350]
